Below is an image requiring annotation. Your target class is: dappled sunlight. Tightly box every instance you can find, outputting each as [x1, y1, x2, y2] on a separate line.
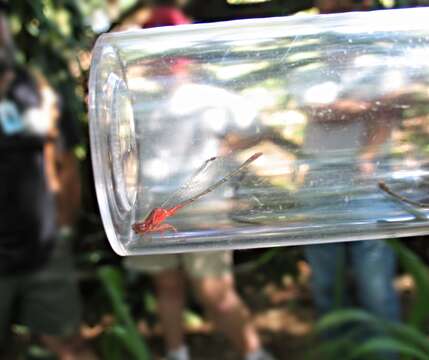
[207, 61, 271, 81]
[5, 2, 429, 360]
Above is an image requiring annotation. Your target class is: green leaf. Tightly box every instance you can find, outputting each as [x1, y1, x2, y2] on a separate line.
[308, 328, 364, 360]
[98, 266, 151, 360]
[386, 321, 429, 354]
[99, 328, 124, 360]
[387, 239, 429, 330]
[350, 337, 429, 360]
[143, 291, 157, 314]
[109, 324, 148, 358]
[315, 309, 378, 334]
[314, 308, 429, 359]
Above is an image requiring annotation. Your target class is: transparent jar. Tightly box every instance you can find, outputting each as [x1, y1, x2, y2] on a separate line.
[89, 8, 429, 255]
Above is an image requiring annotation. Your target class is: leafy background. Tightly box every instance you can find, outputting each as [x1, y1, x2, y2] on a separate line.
[5, 1, 429, 359]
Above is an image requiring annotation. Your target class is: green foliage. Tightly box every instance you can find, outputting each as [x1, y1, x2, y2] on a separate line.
[312, 309, 429, 360]
[8, 0, 92, 146]
[98, 266, 151, 360]
[99, 327, 126, 360]
[311, 240, 429, 360]
[350, 338, 428, 360]
[309, 328, 365, 359]
[387, 239, 429, 330]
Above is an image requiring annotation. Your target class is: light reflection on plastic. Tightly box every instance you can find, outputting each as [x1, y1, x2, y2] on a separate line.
[304, 81, 340, 104]
[208, 62, 270, 81]
[144, 158, 170, 180]
[382, 70, 404, 93]
[392, 170, 429, 180]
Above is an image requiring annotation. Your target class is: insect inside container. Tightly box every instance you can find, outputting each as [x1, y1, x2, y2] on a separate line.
[132, 152, 262, 235]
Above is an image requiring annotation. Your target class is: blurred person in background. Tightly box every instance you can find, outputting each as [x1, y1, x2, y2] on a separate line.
[315, 0, 374, 13]
[301, 0, 400, 358]
[112, 0, 191, 31]
[143, 0, 191, 28]
[120, 3, 276, 360]
[0, 4, 97, 360]
[126, 87, 275, 360]
[302, 99, 401, 331]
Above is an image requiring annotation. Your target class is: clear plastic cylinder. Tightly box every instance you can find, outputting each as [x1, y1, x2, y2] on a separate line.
[89, 8, 429, 255]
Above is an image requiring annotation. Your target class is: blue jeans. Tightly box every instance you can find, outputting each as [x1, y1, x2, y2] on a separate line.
[305, 240, 400, 358]
[305, 240, 400, 360]
[305, 240, 400, 321]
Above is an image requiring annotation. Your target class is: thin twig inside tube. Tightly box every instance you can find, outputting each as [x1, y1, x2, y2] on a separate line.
[378, 181, 429, 209]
